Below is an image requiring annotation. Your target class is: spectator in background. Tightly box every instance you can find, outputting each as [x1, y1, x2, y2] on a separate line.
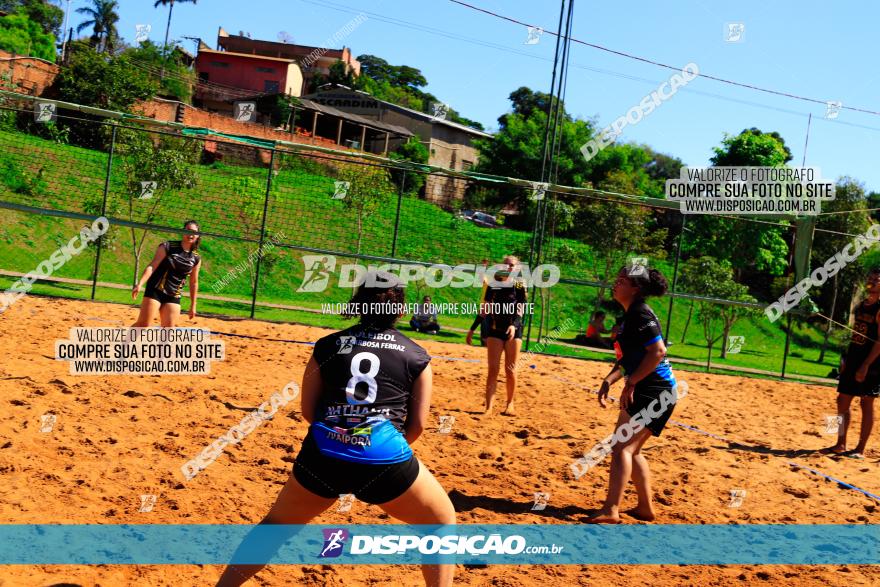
[586, 311, 613, 348]
[411, 295, 440, 334]
[576, 311, 613, 349]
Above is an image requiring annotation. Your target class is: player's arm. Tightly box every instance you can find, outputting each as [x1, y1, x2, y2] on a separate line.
[626, 338, 667, 386]
[300, 355, 322, 424]
[506, 282, 526, 339]
[132, 243, 167, 299]
[855, 312, 880, 381]
[404, 363, 433, 445]
[482, 286, 494, 317]
[188, 259, 201, 319]
[597, 363, 623, 407]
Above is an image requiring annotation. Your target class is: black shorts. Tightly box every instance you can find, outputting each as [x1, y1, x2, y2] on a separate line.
[293, 433, 420, 505]
[485, 322, 523, 341]
[626, 382, 677, 437]
[143, 287, 181, 306]
[837, 361, 880, 397]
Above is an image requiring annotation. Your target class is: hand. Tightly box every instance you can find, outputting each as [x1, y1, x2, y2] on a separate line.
[188, 307, 196, 320]
[131, 284, 140, 300]
[597, 380, 610, 408]
[465, 330, 474, 346]
[619, 380, 636, 411]
[855, 364, 868, 383]
[506, 325, 516, 340]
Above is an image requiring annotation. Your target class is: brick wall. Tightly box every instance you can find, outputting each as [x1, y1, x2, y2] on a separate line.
[0, 49, 59, 95]
[134, 99, 344, 150]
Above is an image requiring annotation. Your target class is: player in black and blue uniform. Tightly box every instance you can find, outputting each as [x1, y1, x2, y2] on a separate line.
[216, 271, 455, 587]
[822, 268, 880, 459]
[132, 220, 201, 327]
[589, 265, 680, 524]
[481, 255, 527, 415]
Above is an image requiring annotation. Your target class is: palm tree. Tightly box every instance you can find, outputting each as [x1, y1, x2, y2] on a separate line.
[154, 0, 198, 78]
[76, 0, 120, 53]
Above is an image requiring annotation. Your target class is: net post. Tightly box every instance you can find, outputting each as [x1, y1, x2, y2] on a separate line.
[91, 124, 117, 300]
[250, 148, 277, 319]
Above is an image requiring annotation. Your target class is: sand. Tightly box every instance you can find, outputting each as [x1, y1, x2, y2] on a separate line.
[0, 295, 878, 586]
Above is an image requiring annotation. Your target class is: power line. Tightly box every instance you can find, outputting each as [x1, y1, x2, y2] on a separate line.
[448, 0, 880, 117]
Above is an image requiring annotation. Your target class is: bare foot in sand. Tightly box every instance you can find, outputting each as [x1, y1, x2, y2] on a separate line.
[586, 510, 621, 524]
[484, 397, 495, 414]
[502, 402, 516, 416]
[819, 445, 847, 455]
[623, 506, 656, 522]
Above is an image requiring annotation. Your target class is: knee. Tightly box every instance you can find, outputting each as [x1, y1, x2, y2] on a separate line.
[436, 504, 456, 526]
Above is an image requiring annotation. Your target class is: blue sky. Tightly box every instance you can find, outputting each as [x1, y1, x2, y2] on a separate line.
[87, 0, 880, 191]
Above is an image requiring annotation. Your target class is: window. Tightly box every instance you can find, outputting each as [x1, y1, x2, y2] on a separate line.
[256, 66, 275, 73]
[210, 61, 229, 68]
[264, 80, 280, 93]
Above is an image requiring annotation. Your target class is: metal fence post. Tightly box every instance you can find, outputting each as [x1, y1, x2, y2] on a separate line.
[390, 170, 406, 257]
[523, 193, 546, 352]
[91, 124, 117, 300]
[781, 313, 793, 379]
[780, 223, 799, 379]
[250, 148, 277, 318]
[664, 214, 686, 342]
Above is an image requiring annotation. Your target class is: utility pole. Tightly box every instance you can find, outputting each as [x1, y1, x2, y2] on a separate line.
[60, 0, 72, 61]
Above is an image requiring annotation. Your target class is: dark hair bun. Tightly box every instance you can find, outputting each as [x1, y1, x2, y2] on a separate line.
[643, 268, 669, 297]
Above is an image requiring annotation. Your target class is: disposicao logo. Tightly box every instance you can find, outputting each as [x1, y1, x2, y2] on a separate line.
[319, 528, 349, 558]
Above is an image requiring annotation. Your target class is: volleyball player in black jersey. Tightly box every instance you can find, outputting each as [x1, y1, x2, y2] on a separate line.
[482, 255, 527, 415]
[822, 268, 880, 459]
[589, 266, 678, 524]
[215, 271, 455, 587]
[131, 220, 202, 328]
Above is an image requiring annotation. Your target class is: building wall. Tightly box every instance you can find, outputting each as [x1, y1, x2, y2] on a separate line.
[0, 50, 59, 95]
[196, 52, 296, 96]
[422, 125, 483, 207]
[284, 63, 303, 96]
[135, 99, 342, 149]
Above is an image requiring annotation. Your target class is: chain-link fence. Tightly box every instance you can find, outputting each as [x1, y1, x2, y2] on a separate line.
[0, 96, 847, 383]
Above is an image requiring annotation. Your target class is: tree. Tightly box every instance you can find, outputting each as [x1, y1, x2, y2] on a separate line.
[0, 11, 55, 60]
[116, 128, 199, 286]
[75, 0, 119, 53]
[51, 41, 156, 149]
[472, 87, 595, 220]
[573, 170, 668, 302]
[53, 41, 155, 110]
[388, 136, 429, 196]
[679, 256, 758, 367]
[333, 163, 394, 254]
[125, 40, 195, 102]
[153, 0, 197, 76]
[0, 0, 63, 37]
[812, 177, 872, 361]
[683, 128, 793, 284]
[710, 128, 792, 167]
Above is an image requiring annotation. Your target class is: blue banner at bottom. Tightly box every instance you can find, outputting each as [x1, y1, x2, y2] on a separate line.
[0, 524, 877, 565]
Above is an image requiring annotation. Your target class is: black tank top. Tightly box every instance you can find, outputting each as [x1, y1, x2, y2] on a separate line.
[146, 241, 200, 297]
[846, 299, 880, 357]
[484, 280, 527, 330]
[311, 325, 431, 431]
